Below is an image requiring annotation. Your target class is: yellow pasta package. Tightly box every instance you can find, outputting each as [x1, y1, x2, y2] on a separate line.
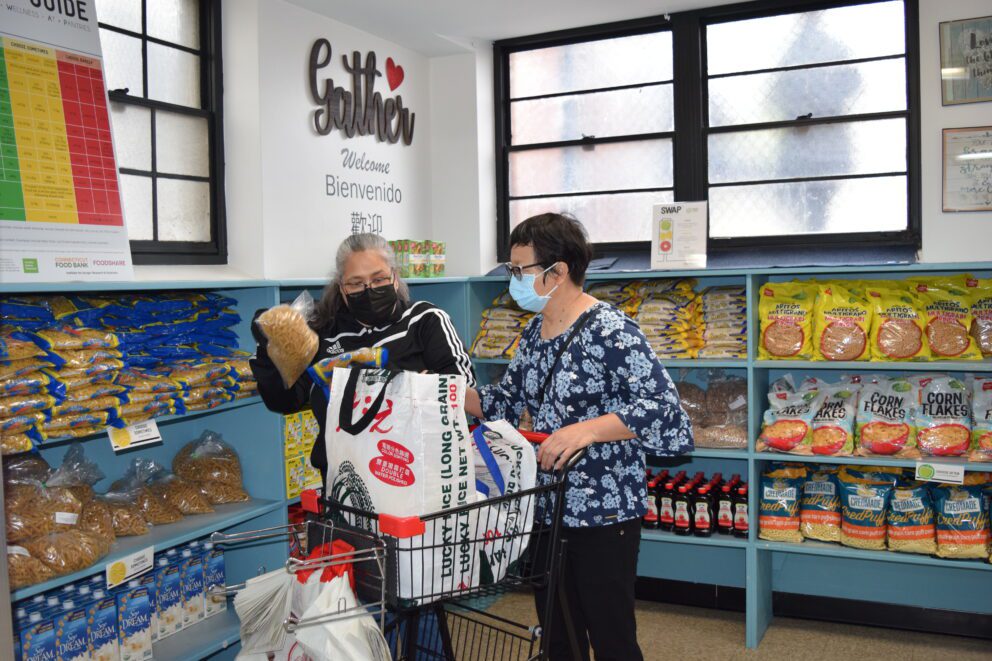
[918, 288, 982, 360]
[813, 283, 872, 361]
[758, 282, 815, 360]
[866, 287, 929, 361]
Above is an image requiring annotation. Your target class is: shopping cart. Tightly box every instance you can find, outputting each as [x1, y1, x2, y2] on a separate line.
[297, 428, 584, 661]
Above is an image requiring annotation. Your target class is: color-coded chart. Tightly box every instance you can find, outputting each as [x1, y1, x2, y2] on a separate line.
[0, 36, 122, 226]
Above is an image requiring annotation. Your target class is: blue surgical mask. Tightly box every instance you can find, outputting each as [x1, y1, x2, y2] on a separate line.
[508, 264, 559, 313]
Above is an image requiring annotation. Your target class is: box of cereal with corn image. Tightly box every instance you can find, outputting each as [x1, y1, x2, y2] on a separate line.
[88, 592, 120, 661]
[180, 549, 205, 628]
[155, 557, 183, 639]
[116, 582, 153, 661]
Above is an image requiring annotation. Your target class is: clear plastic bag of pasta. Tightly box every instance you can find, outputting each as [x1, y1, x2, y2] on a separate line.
[6, 545, 56, 589]
[173, 430, 244, 487]
[45, 441, 104, 504]
[22, 529, 111, 576]
[146, 464, 214, 515]
[112, 459, 185, 525]
[100, 490, 150, 537]
[254, 292, 319, 387]
[5, 479, 83, 543]
[79, 496, 116, 544]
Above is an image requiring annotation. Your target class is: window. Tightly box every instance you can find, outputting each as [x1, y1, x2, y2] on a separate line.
[96, 0, 226, 264]
[498, 24, 675, 247]
[494, 0, 920, 258]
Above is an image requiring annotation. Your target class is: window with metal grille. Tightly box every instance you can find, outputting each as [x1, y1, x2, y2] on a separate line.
[96, 0, 226, 265]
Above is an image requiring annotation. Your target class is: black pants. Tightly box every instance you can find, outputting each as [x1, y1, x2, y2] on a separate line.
[533, 518, 643, 661]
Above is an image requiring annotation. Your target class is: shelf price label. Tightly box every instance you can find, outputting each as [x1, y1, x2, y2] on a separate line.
[107, 420, 162, 453]
[106, 546, 154, 590]
[914, 461, 965, 485]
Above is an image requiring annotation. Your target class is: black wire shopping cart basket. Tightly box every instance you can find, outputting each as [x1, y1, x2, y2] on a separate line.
[296, 428, 585, 661]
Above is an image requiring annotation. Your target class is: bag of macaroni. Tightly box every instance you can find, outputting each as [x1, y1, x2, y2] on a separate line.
[971, 377, 992, 462]
[800, 469, 841, 542]
[326, 367, 477, 604]
[757, 389, 825, 454]
[912, 375, 972, 457]
[886, 479, 936, 555]
[758, 464, 807, 544]
[758, 282, 815, 360]
[808, 384, 860, 456]
[932, 476, 991, 560]
[855, 378, 920, 458]
[838, 468, 895, 551]
[813, 283, 872, 361]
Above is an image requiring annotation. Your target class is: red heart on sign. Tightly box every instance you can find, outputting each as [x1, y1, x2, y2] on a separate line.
[386, 57, 404, 91]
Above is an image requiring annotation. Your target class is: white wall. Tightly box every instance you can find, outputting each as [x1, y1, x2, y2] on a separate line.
[918, 0, 992, 263]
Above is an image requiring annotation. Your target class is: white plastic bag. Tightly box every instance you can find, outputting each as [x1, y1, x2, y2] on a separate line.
[294, 572, 389, 661]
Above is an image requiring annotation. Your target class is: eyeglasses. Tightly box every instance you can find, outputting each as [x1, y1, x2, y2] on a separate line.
[342, 274, 394, 294]
[503, 262, 555, 281]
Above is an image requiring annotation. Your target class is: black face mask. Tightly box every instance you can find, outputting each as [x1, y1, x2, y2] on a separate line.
[345, 284, 399, 327]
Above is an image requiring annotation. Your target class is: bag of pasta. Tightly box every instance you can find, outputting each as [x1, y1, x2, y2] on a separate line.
[254, 292, 319, 388]
[5, 478, 84, 543]
[856, 378, 920, 458]
[838, 468, 895, 551]
[887, 480, 936, 555]
[6, 544, 56, 589]
[78, 496, 116, 543]
[757, 390, 825, 454]
[800, 469, 841, 542]
[933, 478, 991, 559]
[146, 464, 214, 515]
[809, 384, 859, 456]
[23, 529, 111, 576]
[173, 430, 245, 494]
[966, 278, 992, 357]
[45, 442, 104, 503]
[100, 489, 150, 537]
[913, 375, 972, 457]
[758, 282, 815, 360]
[867, 288, 929, 361]
[758, 464, 807, 543]
[112, 459, 184, 525]
[2, 450, 50, 483]
[972, 377, 992, 462]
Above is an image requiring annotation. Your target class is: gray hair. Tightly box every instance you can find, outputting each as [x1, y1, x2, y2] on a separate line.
[313, 233, 410, 330]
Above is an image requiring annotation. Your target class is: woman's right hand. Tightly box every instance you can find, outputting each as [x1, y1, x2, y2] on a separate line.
[465, 387, 483, 419]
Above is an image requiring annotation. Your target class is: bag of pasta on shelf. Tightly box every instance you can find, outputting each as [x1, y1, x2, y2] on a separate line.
[855, 378, 920, 458]
[758, 464, 807, 543]
[23, 528, 112, 577]
[932, 476, 991, 560]
[886, 480, 936, 555]
[970, 377, 992, 462]
[757, 389, 825, 455]
[6, 544, 56, 589]
[112, 459, 184, 525]
[99, 488, 150, 537]
[146, 463, 214, 515]
[173, 430, 250, 504]
[838, 468, 895, 551]
[253, 292, 319, 387]
[45, 441, 104, 504]
[800, 469, 841, 542]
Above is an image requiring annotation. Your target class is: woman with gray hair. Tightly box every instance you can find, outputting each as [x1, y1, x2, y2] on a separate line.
[250, 233, 475, 482]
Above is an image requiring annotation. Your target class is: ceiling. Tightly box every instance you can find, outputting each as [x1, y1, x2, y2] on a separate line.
[284, 0, 744, 56]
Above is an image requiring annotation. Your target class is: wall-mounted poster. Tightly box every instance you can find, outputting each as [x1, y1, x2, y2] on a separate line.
[940, 15, 992, 105]
[942, 127, 992, 212]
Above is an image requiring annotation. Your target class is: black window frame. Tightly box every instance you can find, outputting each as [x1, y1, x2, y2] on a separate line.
[100, 0, 227, 265]
[493, 0, 921, 261]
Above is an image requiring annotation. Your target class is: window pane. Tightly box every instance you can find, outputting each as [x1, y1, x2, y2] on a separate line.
[511, 84, 673, 145]
[108, 102, 150, 170]
[706, 1, 905, 75]
[147, 0, 200, 50]
[510, 32, 672, 98]
[120, 174, 152, 239]
[95, 0, 142, 32]
[709, 175, 907, 238]
[155, 111, 208, 177]
[157, 178, 210, 241]
[147, 43, 200, 108]
[510, 139, 673, 197]
[99, 29, 143, 96]
[510, 191, 673, 244]
[709, 59, 907, 127]
[709, 119, 906, 184]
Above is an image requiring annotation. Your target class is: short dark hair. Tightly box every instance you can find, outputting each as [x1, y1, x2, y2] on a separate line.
[509, 213, 593, 286]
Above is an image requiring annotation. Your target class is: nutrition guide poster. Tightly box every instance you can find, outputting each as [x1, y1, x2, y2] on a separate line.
[0, 0, 133, 282]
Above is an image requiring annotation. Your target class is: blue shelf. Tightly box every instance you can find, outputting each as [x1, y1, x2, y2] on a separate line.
[689, 448, 748, 459]
[12, 499, 284, 602]
[756, 539, 992, 571]
[471, 357, 510, 365]
[0, 280, 272, 294]
[154, 607, 240, 659]
[642, 529, 748, 548]
[754, 452, 992, 472]
[754, 360, 992, 372]
[664, 359, 747, 369]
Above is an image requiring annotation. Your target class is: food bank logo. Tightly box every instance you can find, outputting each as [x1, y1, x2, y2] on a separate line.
[308, 39, 415, 145]
[55, 256, 87, 269]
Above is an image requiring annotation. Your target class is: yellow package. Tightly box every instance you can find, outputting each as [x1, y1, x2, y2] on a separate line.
[758, 282, 815, 360]
[470, 330, 520, 359]
[965, 278, 992, 357]
[919, 288, 982, 360]
[285, 455, 304, 499]
[813, 284, 872, 361]
[867, 287, 929, 361]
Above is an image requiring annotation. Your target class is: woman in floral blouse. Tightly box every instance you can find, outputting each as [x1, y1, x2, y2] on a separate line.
[465, 213, 693, 661]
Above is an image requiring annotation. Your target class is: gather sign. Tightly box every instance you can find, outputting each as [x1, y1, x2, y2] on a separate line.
[307, 39, 416, 146]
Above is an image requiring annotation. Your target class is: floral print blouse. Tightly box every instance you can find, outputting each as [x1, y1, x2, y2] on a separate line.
[479, 302, 693, 527]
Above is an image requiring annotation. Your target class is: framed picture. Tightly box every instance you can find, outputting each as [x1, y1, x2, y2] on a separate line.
[939, 15, 992, 105]
[942, 127, 992, 212]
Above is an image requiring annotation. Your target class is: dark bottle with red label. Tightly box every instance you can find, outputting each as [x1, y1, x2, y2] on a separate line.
[716, 484, 735, 535]
[693, 485, 714, 537]
[658, 471, 685, 531]
[673, 485, 692, 535]
[732, 484, 749, 538]
[643, 470, 667, 529]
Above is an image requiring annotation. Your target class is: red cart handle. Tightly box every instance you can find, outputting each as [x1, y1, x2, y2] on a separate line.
[518, 430, 550, 443]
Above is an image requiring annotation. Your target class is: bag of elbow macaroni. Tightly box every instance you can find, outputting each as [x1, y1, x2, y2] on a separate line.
[758, 283, 815, 360]
[838, 468, 895, 551]
[932, 478, 991, 559]
[758, 464, 807, 543]
[800, 469, 841, 542]
[886, 480, 936, 555]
